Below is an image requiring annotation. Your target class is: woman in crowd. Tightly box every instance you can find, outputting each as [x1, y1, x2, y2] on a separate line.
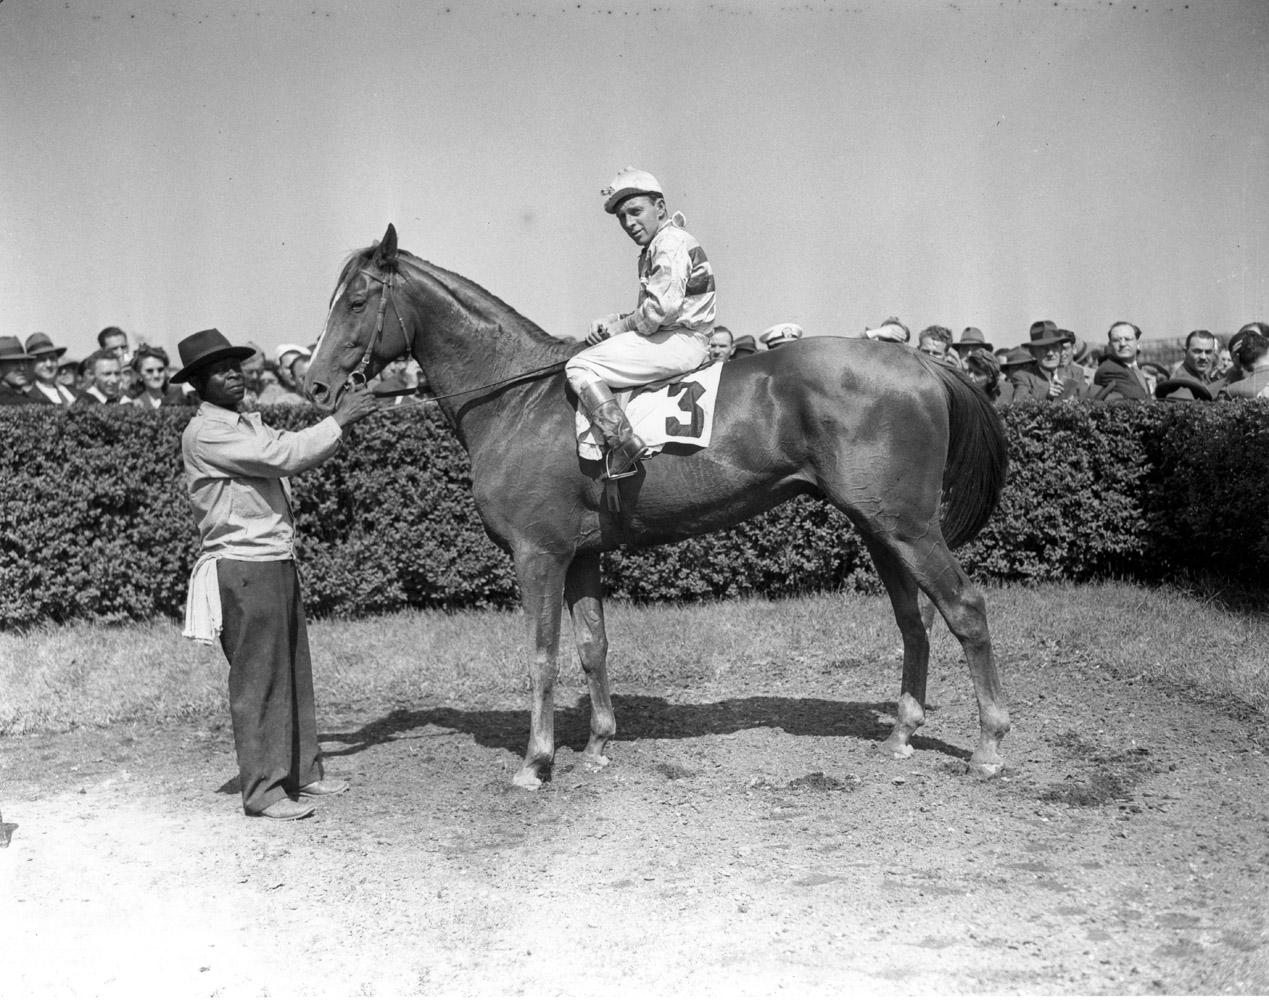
[129, 346, 189, 408]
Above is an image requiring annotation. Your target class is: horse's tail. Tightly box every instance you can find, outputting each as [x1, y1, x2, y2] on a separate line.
[916, 355, 1009, 549]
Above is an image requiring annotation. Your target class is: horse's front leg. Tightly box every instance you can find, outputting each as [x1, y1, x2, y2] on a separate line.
[512, 549, 570, 790]
[565, 552, 616, 767]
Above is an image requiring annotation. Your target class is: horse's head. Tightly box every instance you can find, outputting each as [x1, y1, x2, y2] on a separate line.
[306, 223, 413, 409]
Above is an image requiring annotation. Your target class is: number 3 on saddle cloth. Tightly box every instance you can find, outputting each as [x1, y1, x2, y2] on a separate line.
[573, 363, 723, 468]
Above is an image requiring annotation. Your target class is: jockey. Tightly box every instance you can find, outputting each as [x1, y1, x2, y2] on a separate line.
[566, 167, 716, 478]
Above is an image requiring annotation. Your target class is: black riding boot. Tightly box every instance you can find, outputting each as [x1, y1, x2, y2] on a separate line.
[578, 382, 645, 479]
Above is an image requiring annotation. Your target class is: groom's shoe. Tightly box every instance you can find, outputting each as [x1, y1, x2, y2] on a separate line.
[253, 798, 315, 821]
[298, 778, 350, 798]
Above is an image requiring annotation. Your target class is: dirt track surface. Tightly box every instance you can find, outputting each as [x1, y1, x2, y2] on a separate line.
[4, 649, 1268, 997]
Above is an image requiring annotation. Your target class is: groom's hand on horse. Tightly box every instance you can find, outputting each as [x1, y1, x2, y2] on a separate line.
[332, 385, 380, 427]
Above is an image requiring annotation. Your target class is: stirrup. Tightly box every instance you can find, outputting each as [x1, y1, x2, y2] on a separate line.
[604, 447, 643, 481]
[604, 436, 644, 479]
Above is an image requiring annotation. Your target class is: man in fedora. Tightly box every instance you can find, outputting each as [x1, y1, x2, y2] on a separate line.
[24, 332, 81, 406]
[730, 334, 758, 358]
[0, 336, 35, 405]
[953, 327, 993, 364]
[175, 328, 378, 820]
[1001, 321, 1086, 401]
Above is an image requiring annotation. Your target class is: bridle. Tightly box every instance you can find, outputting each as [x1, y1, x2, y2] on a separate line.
[339, 264, 567, 406]
[348, 267, 411, 390]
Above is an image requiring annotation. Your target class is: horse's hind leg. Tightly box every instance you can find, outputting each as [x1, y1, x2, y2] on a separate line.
[860, 535, 930, 760]
[886, 532, 1010, 777]
[565, 552, 616, 767]
[512, 548, 570, 790]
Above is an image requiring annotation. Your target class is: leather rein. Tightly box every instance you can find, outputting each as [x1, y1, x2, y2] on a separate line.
[350, 267, 565, 404]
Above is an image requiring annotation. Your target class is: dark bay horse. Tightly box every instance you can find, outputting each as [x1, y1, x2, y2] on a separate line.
[306, 224, 1011, 787]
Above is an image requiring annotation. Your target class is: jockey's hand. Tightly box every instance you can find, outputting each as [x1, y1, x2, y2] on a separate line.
[332, 384, 380, 427]
[587, 314, 622, 345]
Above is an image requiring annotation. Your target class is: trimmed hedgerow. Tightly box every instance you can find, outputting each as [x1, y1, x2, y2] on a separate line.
[0, 398, 1266, 628]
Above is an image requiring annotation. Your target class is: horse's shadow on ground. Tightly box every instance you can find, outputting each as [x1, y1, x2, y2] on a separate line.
[316, 694, 971, 764]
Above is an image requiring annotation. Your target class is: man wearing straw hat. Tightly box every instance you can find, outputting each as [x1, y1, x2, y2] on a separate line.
[173, 328, 378, 820]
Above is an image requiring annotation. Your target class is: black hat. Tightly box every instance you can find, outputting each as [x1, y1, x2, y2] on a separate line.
[954, 327, 993, 353]
[1154, 376, 1214, 402]
[999, 347, 1035, 368]
[1027, 320, 1064, 348]
[170, 329, 255, 384]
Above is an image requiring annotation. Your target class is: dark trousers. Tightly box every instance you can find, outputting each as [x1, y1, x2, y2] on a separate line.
[217, 559, 321, 814]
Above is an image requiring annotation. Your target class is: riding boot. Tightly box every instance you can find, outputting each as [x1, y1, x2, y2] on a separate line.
[577, 382, 645, 479]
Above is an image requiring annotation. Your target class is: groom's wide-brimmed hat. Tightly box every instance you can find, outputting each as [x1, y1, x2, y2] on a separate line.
[170, 328, 255, 384]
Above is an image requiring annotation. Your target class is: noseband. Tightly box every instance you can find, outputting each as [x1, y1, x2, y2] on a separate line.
[348, 268, 412, 390]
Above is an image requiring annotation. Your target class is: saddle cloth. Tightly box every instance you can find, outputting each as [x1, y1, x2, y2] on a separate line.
[575, 363, 723, 462]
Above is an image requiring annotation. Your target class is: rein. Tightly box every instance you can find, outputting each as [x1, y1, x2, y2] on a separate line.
[352, 265, 566, 404]
[373, 360, 567, 403]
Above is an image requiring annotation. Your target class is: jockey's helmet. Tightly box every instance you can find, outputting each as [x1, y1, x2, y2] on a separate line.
[602, 168, 663, 214]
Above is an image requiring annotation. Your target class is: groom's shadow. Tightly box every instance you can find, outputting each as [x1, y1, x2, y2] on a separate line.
[316, 693, 971, 763]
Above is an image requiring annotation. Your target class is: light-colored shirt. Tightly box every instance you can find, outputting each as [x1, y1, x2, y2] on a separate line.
[181, 402, 343, 561]
[611, 219, 716, 338]
[31, 382, 77, 405]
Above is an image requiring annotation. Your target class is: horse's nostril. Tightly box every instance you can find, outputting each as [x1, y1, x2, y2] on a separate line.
[311, 381, 328, 401]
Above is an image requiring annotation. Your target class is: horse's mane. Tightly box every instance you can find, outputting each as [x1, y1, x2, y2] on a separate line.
[335, 243, 576, 355]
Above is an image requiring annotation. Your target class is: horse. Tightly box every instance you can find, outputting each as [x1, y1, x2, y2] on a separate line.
[305, 224, 1011, 788]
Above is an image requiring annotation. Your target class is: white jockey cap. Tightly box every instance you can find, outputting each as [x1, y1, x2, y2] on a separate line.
[602, 167, 664, 214]
[760, 323, 804, 347]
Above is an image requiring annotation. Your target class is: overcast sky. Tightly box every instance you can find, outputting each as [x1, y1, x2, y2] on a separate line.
[2, 0, 1266, 362]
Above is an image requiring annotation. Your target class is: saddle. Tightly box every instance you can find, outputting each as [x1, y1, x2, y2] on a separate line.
[574, 362, 724, 470]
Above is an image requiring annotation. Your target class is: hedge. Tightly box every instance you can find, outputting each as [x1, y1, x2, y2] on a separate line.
[1, 399, 1266, 628]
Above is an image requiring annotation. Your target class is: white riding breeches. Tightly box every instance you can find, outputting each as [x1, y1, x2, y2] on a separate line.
[565, 328, 710, 395]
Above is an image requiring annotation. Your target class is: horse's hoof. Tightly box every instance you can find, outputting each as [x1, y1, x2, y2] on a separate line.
[512, 768, 543, 790]
[967, 759, 1004, 780]
[879, 736, 914, 760]
[582, 753, 610, 771]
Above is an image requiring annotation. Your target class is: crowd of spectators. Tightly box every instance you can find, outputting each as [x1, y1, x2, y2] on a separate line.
[707, 317, 1269, 405]
[6, 317, 1267, 414]
[0, 327, 426, 411]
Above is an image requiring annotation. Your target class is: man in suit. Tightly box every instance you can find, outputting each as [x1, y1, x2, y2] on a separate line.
[1093, 321, 1153, 401]
[0, 336, 36, 405]
[1218, 331, 1269, 398]
[24, 333, 81, 406]
[1002, 321, 1086, 401]
[175, 328, 379, 820]
[73, 350, 126, 405]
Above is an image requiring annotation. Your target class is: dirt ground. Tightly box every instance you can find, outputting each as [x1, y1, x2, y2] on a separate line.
[3, 646, 1268, 997]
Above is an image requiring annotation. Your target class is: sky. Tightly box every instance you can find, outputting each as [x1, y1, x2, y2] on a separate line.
[2, 0, 1267, 364]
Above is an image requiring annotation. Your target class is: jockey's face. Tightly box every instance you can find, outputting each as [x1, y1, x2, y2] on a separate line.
[614, 195, 666, 247]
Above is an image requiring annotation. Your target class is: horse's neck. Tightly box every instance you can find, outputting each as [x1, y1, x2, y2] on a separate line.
[402, 260, 576, 443]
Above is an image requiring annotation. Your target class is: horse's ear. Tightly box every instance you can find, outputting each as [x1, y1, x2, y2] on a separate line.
[373, 224, 399, 269]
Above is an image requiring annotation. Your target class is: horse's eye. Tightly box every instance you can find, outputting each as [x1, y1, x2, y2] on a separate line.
[348, 297, 367, 311]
